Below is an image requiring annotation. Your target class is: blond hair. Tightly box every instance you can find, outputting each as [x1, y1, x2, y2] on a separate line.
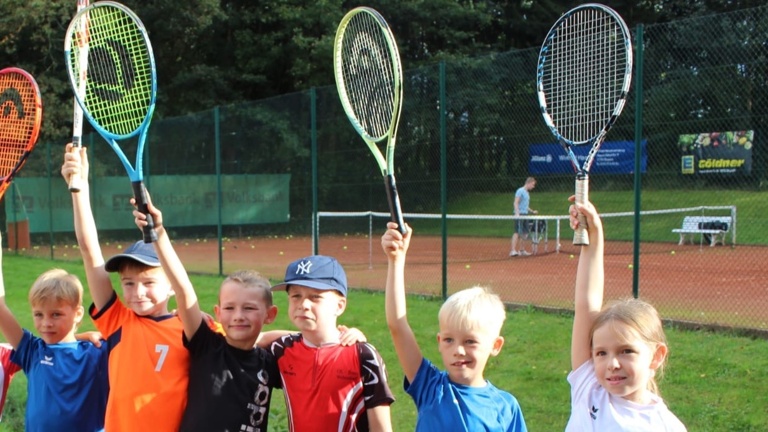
[28, 269, 83, 308]
[438, 286, 506, 337]
[221, 269, 273, 306]
[591, 298, 668, 395]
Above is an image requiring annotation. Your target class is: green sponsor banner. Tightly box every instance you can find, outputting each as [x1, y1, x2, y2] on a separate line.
[5, 174, 291, 232]
[678, 130, 753, 175]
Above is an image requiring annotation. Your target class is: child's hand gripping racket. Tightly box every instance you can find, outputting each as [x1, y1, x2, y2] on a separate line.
[0, 68, 43, 199]
[537, 3, 632, 245]
[333, 7, 406, 234]
[64, 1, 158, 242]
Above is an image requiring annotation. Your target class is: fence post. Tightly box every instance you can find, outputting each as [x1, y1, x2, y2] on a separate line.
[311, 87, 318, 255]
[214, 106, 223, 276]
[439, 60, 448, 300]
[632, 24, 644, 298]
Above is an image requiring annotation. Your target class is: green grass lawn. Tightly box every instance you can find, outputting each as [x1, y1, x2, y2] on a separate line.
[1, 255, 767, 431]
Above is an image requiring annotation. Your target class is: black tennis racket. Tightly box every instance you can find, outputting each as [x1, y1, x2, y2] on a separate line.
[333, 7, 406, 234]
[537, 3, 632, 245]
[0, 68, 43, 199]
[64, 1, 158, 242]
[67, 0, 89, 193]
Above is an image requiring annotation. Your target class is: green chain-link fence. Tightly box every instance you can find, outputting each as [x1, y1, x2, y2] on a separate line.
[6, 6, 768, 333]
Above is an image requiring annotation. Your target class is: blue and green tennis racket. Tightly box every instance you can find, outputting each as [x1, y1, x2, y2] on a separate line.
[65, 1, 158, 242]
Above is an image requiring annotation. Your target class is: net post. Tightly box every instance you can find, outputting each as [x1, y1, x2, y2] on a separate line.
[632, 23, 645, 298]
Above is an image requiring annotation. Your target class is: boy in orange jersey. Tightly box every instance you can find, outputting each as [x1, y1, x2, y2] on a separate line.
[62, 144, 188, 431]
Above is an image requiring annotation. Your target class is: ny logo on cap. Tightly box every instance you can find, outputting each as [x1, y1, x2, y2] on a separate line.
[296, 260, 313, 275]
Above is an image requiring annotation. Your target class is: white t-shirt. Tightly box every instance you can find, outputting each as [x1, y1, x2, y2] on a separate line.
[566, 360, 687, 432]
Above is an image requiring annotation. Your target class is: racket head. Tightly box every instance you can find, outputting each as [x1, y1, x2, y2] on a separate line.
[64, 1, 157, 141]
[536, 3, 632, 157]
[333, 6, 403, 174]
[0, 67, 42, 197]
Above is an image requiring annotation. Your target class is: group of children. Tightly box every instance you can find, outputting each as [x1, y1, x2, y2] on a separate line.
[0, 143, 687, 431]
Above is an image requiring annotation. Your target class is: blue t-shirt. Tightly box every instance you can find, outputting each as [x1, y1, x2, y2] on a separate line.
[405, 358, 527, 432]
[515, 187, 531, 214]
[11, 329, 108, 432]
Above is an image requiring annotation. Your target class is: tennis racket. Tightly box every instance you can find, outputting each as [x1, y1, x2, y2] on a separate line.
[537, 3, 632, 245]
[65, 1, 158, 242]
[333, 7, 406, 234]
[67, 0, 89, 193]
[0, 67, 42, 200]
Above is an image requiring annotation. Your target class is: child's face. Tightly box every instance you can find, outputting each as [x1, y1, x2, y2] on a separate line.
[591, 321, 666, 404]
[119, 265, 172, 317]
[32, 299, 83, 344]
[437, 321, 504, 387]
[286, 285, 346, 336]
[215, 280, 277, 350]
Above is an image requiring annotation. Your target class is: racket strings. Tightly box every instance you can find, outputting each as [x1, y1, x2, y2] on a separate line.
[338, 13, 398, 141]
[69, 5, 153, 137]
[0, 73, 40, 176]
[542, 8, 630, 144]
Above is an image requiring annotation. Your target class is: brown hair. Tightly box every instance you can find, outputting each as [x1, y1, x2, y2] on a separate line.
[221, 269, 273, 306]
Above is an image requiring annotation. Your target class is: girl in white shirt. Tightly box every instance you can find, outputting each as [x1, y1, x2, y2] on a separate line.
[567, 199, 686, 432]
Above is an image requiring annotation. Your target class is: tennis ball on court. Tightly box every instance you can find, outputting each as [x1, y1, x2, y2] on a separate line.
[117, 245, 122, 250]
[279, 251, 284, 255]
[670, 250, 676, 255]
[569, 254, 574, 259]
[221, 246, 226, 251]
[628, 264, 633, 269]
[465, 264, 471, 269]
[184, 242, 189, 246]
[343, 246, 348, 250]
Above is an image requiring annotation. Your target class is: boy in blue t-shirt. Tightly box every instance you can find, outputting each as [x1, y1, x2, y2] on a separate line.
[382, 222, 527, 432]
[0, 233, 108, 432]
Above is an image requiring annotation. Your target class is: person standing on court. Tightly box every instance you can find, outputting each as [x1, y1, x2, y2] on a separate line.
[510, 177, 537, 257]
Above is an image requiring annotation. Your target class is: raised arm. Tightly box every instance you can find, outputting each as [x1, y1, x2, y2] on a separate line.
[62, 144, 114, 310]
[571, 199, 605, 370]
[0, 233, 24, 348]
[381, 222, 423, 383]
[366, 405, 393, 432]
[134, 192, 202, 340]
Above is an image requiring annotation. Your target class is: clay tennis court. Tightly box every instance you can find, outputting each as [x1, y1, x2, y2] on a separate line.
[56, 233, 763, 331]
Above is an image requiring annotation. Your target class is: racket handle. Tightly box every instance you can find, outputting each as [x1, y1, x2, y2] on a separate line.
[132, 181, 158, 243]
[384, 174, 407, 234]
[573, 173, 589, 246]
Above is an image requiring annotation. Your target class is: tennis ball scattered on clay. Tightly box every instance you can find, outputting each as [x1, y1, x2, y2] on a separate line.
[628, 264, 633, 269]
[670, 250, 676, 255]
[343, 246, 348, 250]
[465, 264, 471, 269]
[279, 251, 284, 255]
[569, 254, 574, 259]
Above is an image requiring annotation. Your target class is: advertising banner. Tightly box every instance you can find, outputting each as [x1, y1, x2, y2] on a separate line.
[678, 130, 753, 175]
[5, 174, 291, 232]
[528, 140, 647, 175]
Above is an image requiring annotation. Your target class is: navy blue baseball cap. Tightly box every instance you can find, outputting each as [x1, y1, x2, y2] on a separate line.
[271, 255, 348, 297]
[104, 240, 161, 272]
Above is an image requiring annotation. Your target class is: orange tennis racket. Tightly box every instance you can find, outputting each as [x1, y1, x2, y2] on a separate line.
[0, 67, 42, 199]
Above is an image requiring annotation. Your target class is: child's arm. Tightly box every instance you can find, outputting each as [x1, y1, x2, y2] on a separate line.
[571, 198, 605, 371]
[366, 405, 393, 432]
[75, 331, 104, 347]
[61, 144, 114, 311]
[0, 233, 23, 348]
[134, 192, 202, 340]
[256, 325, 364, 348]
[381, 222, 423, 383]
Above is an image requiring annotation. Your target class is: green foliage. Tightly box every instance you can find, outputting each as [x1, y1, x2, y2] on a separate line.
[1, 255, 767, 431]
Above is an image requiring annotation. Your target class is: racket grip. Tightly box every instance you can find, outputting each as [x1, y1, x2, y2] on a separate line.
[132, 181, 158, 243]
[384, 174, 407, 234]
[573, 173, 589, 246]
[68, 139, 83, 193]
